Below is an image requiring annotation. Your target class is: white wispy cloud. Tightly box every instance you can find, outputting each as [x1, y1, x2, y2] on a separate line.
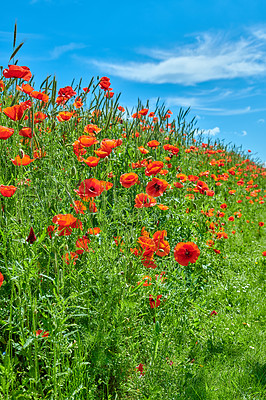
[89, 29, 266, 85]
[50, 42, 86, 59]
[196, 127, 220, 136]
[242, 130, 247, 136]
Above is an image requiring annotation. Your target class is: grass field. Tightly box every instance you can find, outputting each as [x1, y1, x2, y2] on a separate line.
[0, 42, 265, 399]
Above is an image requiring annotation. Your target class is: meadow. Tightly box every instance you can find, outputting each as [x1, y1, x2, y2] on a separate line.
[0, 40, 265, 400]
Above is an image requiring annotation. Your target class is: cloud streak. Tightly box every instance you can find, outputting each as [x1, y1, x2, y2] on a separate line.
[90, 30, 266, 85]
[50, 42, 86, 59]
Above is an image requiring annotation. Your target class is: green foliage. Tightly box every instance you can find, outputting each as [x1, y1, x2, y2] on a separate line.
[0, 58, 265, 400]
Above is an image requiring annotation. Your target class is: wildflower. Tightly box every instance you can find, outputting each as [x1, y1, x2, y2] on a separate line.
[147, 140, 160, 148]
[210, 310, 218, 316]
[74, 178, 104, 200]
[3, 65, 32, 81]
[73, 97, 83, 108]
[11, 155, 35, 166]
[52, 214, 78, 236]
[0, 185, 17, 197]
[56, 86, 76, 104]
[82, 156, 100, 167]
[57, 111, 73, 122]
[36, 329, 49, 338]
[262, 251, 266, 256]
[30, 90, 49, 103]
[3, 104, 25, 121]
[138, 146, 149, 154]
[0, 80, 5, 91]
[70, 200, 87, 214]
[174, 242, 200, 266]
[157, 204, 169, 210]
[99, 76, 111, 91]
[220, 203, 227, 209]
[120, 172, 139, 188]
[78, 136, 98, 147]
[16, 82, 34, 94]
[62, 252, 79, 264]
[134, 193, 157, 208]
[258, 222, 264, 227]
[145, 161, 164, 176]
[0, 126, 14, 140]
[84, 124, 101, 135]
[87, 227, 101, 235]
[146, 177, 168, 197]
[26, 227, 37, 244]
[136, 363, 145, 376]
[76, 236, 91, 254]
[149, 294, 162, 308]
[34, 112, 47, 123]
[19, 127, 33, 138]
[0, 272, 4, 288]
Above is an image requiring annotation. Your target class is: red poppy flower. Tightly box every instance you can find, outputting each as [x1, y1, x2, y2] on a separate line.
[145, 161, 164, 176]
[16, 83, 34, 95]
[136, 363, 145, 376]
[73, 97, 83, 108]
[174, 242, 200, 266]
[259, 222, 264, 227]
[101, 138, 117, 152]
[76, 236, 91, 254]
[149, 294, 162, 308]
[57, 111, 73, 122]
[34, 112, 47, 124]
[173, 182, 183, 189]
[56, 86, 76, 104]
[210, 310, 218, 317]
[99, 76, 111, 91]
[73, 140, 87, 159]
[75, 178, 104, 199]
[120, 172, 139, 188]
[153, 230, 170, 257]
[3, 105, 25, 121]
[99, 181, 113, 191]
[3, 65, 32, 81]
[36, 329, 49, 337]
[87, 227, 101, 235]
[19, 127, 33, 138]
[262, 251, 266, 256]
[70, 200, 87, 214]
[94, 148, 111, 158]
[134, 193, 157, 208]
[82, 156, 100, 167]
[78, 136, 99, 147]
[0, 185, 17, 197]
[138, 146, 149, 154]
[30, 91, 49, 103]
[147, 140, 160, 148]
[157, 204, 169, 210]
[52, 213, 77, 228]
[137, 236, 156, 257]
[11, 155, 35, 166]
[26, 227, 37, 244]
[84, 124, 101, 135]
[62, 252, 79, 264]
[0, 272, 4, 288]
[0, 80, 5, 91]
[146, 177, 168, 197]
[0, 126, 14, 140]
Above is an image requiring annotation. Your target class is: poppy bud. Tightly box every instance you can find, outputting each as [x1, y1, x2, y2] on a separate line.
[26, 227, 36, 244]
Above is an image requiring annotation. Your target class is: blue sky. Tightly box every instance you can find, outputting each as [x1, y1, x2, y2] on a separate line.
[1, 0, 266, 163]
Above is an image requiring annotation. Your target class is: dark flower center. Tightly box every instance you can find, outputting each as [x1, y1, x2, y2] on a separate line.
[154, 183, 160, 191]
